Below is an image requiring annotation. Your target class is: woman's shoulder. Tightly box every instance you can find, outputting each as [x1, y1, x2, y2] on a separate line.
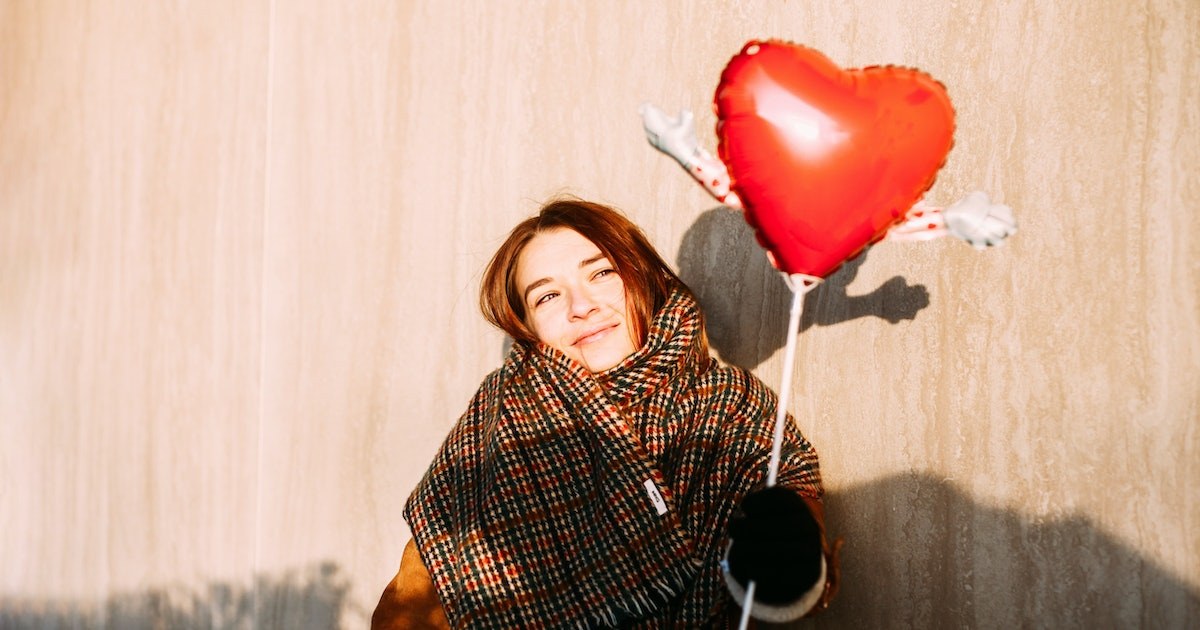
[463, 365, 508, 411]
[693, 361, 778, 409]
[697, 360, 772, 389]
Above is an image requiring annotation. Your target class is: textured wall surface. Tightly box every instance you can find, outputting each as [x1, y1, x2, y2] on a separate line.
[2, 1, 1197, 628]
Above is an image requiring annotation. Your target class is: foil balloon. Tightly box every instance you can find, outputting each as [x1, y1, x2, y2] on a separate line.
[716, 40, 956, 278]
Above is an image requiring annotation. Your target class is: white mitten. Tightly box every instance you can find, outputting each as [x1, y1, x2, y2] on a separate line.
[639, 102, 743, 208]
[639, 103, 702, 169]
[943, 191, 1018, 248]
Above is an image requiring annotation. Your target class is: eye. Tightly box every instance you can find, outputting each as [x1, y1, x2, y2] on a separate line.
[592, 268, 616, 280]
[534, 291, 558, 307]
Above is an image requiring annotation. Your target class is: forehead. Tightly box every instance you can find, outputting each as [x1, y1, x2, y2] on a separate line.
[514, 228, 603, 286]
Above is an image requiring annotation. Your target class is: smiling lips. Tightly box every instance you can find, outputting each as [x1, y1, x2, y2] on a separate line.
[573, 322, 618, 347]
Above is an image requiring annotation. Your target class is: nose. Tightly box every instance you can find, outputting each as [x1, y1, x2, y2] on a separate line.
[567, 288, 600, 320]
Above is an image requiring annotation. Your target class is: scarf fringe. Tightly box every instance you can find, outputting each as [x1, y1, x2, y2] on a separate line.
[585, 556, 704, 629]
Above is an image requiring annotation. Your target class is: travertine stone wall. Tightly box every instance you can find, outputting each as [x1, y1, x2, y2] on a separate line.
[2, 1, 1197, 627]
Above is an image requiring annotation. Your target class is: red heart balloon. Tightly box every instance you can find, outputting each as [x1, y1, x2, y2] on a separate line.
[715, 40, 955, 278]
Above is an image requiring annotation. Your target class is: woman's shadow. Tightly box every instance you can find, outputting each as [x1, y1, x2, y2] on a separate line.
[779, 472, 1200, 628]
[676, 207, 931, 369]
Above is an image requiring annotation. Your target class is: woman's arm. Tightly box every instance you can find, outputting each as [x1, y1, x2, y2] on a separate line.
[371, 538, 451, 630]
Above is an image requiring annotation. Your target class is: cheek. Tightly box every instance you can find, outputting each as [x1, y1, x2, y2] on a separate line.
[527, 306, 564, 346]
[600, 280, 628, 309]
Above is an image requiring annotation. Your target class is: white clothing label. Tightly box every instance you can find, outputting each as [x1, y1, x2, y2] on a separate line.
[643, 479, 668, 515]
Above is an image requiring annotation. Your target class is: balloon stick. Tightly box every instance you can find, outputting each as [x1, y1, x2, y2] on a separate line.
[739, 272, 821, 630]
[736, 581, 757, 630]
[767, 273, 820, 487]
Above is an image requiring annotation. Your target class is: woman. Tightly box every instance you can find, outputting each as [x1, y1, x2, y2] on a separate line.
[373, 198, 838, 628]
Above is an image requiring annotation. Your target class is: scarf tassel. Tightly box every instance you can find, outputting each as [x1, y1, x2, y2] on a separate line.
[584, 556, 704, 629]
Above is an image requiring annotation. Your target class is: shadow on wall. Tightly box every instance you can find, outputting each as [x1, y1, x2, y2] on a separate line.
[676, 207, 930, 370]
[772, 472, 1200, 629]
[0, 561, 358, 630]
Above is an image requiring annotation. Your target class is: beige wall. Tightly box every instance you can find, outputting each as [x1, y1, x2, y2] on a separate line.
[2, 1, 1197, 627]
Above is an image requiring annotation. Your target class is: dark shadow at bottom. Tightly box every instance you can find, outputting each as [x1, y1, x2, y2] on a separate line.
[1, 561, 355, 630]
[769, 472, 1200, 629]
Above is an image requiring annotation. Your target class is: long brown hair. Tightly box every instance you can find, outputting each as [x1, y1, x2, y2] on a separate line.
[480, 197, 693, 348]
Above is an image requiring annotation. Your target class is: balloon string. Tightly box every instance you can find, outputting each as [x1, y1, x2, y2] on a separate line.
[739, 272, 820, 630]
[766, 273, 817, 487]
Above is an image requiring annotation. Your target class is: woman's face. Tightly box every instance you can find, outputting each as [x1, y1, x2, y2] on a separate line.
[515, 228, 638, 372]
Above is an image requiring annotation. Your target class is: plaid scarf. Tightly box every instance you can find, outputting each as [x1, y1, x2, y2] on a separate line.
[404, 287, 822, 628]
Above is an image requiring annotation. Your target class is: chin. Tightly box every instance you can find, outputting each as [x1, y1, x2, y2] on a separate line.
[587, 356, 624, 373]
[574, 343, 633, 373]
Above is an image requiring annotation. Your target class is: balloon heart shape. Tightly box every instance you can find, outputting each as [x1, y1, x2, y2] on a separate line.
[716, 40, 956, 278]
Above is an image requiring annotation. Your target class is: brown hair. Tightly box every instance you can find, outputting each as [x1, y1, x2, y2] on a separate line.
[480, 197, 691, 348]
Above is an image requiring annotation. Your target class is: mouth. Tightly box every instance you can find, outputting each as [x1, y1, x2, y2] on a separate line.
[573, 322, 618, 347]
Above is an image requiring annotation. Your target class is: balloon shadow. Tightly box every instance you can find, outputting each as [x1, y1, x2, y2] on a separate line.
[769, 472, 1200, 628]
[676, 207, 930, 369]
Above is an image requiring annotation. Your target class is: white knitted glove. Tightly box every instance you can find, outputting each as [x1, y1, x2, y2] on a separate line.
[639, 103, 702, 168]
[943, 191, 1017, 248]
[640, 102, 743, 208]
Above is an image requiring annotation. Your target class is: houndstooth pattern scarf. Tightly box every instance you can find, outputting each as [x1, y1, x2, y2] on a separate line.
[404, 287, 822, 628]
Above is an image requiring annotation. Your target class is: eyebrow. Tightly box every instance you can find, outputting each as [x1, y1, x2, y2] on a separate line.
[522, 253, 609, 303]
